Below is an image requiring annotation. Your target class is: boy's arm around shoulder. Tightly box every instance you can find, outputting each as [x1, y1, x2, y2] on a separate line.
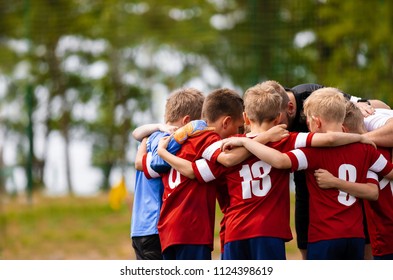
[218, 124, 289, 167]
[157, 136, 195, 179]
[135, 138, 147, 171]
[132, 123, 178, 142]
[311, 132, 374, 147]
[221, 137, 292, 169]
[364, 118, 393, 148]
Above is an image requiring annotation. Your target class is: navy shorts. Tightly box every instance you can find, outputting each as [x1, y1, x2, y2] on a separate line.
[223, 237, 286, 260]
[307, 238, 365, 260]
[162, 244, 211, 260]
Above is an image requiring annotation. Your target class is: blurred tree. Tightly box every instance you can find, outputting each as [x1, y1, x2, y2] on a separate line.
[301, 0, 393, 103]
[1, 0, 392, 197]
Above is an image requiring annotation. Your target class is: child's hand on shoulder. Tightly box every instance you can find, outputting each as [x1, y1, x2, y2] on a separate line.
[159, 124, 179, 134]
[221, 137, 245, 151]
[158, 136, 171, 152]
[360, 135, 376, 149]
[265, 124, 289, 142]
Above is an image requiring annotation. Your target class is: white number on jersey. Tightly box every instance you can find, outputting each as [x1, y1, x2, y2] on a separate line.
[239, 161, 272, 199]
[168, 168, 181, 189]
[337, 164, 357, 206]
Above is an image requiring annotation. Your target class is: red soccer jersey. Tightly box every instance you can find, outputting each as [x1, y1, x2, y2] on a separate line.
[363, 147, 393, 257]
[157, 131, 221, 252]
[193, 132, 314, 244]
[287, 143, 393, 243]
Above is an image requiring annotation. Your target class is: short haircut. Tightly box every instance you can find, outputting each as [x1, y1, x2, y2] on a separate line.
[262, 80, 290, 111]
[303, 87, 346, 124]
[201, 88, 244, 123]
[165, 88, 204, 123]
[343, 101, 366, 134]
[243, 81, 282, 124]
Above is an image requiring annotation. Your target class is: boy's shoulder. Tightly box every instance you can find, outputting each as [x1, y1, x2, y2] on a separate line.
[189, 130, 221, 142]
[147, 130, 170, 143]
[146, 130, 170, 151]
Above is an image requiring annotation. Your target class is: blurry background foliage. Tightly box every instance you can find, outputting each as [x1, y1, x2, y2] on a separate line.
[1, 0, 393, 196]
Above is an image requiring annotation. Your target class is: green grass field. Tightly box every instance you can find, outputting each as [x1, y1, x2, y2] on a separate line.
[0, 192, 301, 260]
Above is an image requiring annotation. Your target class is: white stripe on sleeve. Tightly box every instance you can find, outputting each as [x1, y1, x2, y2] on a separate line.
[146, 152, 160, 178]
[370, 154, 388, 173]
[202, 140, 222, 161]
[292, 149, 308, 170]
[294, 133, 310, 149]
[195, 159, 216, 182]
[367, 170, 378, 181]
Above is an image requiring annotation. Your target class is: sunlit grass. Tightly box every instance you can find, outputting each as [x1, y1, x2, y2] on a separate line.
[0, 192, 300, 260]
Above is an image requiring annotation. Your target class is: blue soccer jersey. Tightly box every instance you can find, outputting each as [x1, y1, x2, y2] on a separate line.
[131, 170, 163, 237]
[131, 131, 181, 237]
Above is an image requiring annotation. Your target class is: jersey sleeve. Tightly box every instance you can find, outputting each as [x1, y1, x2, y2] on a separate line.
[142, 152, 161, 179]
[369, 149, 393, 177]
[192, 158, 226, 183]
[364, 109, 393, 131]
[201, 140, 223, 163]
[294, 132, 314, 148]
[366, 170, 379, 186]
[286, 148, 309, 172]
[141, 131, 182, 177]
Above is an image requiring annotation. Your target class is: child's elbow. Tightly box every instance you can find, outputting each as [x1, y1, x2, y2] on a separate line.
[187, 171, 196, 179]
[135, 160, 143, 171]
[272, 157, 291, 169]
[369, 189, 379, 201]
[132, 131, 142, 142]
[365, 185, 379, 201]
[220, 158, 232, 168]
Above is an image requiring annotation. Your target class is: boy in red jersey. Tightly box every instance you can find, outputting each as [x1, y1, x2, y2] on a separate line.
[316, 102, 393, 260]
[221, 87, 393, 260]
[152, 88, 245, 260]
[159, 81, 371, 260]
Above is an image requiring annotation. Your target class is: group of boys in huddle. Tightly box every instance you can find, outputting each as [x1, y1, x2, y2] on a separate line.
[130, 80, 393, 260]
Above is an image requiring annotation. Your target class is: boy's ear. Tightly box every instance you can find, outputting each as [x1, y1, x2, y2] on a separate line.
[243, 112, 251, 125]
[182, 115, 191, 125]
[342, 125, 349, 133]
[222, 116, 232, 129]
[273, 112, 282, 125]
[312, 116, 322, 128]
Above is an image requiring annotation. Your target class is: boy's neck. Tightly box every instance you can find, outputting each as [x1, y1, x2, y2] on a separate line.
[246, 122, 275, 136]
[167, 120, 184, 128]
[321, 122, 344, 133]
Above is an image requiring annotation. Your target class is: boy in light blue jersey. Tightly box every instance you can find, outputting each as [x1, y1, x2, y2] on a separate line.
[130, 88, 205, 260]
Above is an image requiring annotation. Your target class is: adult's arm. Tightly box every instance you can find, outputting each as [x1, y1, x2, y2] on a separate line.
[364, 118, 393, 147]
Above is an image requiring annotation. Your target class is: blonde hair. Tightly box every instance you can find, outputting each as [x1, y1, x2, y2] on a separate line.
[262, 80, 290, 111]
[243, 81, 283, 124]
[303, 87, 346, 124]
[165, 88, 204, 123]
[343, 101, 366, 134]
